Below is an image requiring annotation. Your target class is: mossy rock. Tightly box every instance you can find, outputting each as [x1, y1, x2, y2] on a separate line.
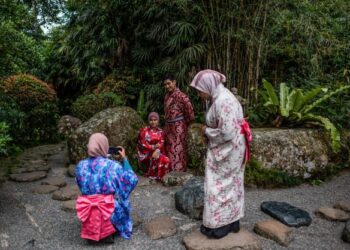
[67, 107, 145, 164]
[187, 123, 207, 175]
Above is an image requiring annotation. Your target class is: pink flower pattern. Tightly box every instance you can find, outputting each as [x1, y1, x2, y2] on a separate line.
[203, 85, 246, 228]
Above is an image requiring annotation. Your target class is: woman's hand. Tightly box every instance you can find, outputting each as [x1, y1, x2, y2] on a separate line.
[117, 146, 127, 159]
[152, 149, 160, 159]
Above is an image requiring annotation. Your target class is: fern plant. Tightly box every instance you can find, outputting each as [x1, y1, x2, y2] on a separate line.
[261, 79, 350, 153]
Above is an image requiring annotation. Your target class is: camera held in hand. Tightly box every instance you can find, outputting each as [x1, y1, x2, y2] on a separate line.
[108, 147, 122, 155]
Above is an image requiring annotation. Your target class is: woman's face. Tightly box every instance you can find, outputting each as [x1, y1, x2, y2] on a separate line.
[149, 117, 159, 128]
[163, 79, 177, 92]
[196, 89, 211, 100]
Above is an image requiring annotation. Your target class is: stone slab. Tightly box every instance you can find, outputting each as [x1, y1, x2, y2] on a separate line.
[254, 219, 293, 246]
[163, 172, 193, 186]
[342, 220, 350, 243]
[41, 177, 67, 187]
[67, 164, 75, 177]
[315, 207, 350, 221]
[261, 201, 312, 227]
[10, 171, 47, 182]
[183, 229, 262, 250]
[61, 200, 76, 212]
[32, 185, 59, 194]
[334, 201, 350, 213]
[144, 216, 176, 240]
[52, 185, 80, 201]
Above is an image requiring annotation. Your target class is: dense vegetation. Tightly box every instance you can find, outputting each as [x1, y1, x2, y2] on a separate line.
[0, 0, 350, 156]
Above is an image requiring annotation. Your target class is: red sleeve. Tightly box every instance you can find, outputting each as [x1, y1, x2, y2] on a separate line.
[158, 129, 165, 151]
[138, 127, 153, 151]
[182, 94, 195, 124]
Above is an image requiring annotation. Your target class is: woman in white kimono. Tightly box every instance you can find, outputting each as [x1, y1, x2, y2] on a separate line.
[190, 69, 251, 239]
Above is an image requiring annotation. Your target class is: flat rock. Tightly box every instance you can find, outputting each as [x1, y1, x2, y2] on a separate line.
[143, 216, 177, 240]
[163, 172, 193, 186]
[61, 200, 76, 212]
[261, 201, 312, 227]
[67, 164, 76, 177]
[132, 211, 142, 227]
[342, 220, 350, 243]
[175, 177, 204, 219]
[12, 159, 50, 174]
[41, 177, 67, 187]
[334, 201, 350, 212]
[10, 171, 47, 182]
[254, 219, 294, 246]
[137, 176, 152, 187]
[183, 229, 262, 250]
[32, 185, 59, 194]
[315, 207, 350, 221]
[52, 185, 80, 201]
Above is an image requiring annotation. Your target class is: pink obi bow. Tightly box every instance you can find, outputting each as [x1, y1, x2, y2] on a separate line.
[240, 118, 252, 163]
[76, 194, 116, 241]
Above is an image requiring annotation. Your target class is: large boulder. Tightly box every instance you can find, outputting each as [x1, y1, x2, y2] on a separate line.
[57, 115, 82, 137]
[67, 107, 145, 163]
[188, 124, 348, 178]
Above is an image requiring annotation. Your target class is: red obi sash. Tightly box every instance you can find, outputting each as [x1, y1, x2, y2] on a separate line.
[76, 194, 116, 241]
[240, 119, 252, 163]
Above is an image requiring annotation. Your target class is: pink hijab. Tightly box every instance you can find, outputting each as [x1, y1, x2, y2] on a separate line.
[190, 69, 226, 96]
[148, 112, 160, 121]
[87, 133, 109, 157]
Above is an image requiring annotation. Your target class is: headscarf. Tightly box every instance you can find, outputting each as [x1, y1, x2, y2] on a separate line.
[148, 112, 160, 121]
[87, 133, 109, 157]
[190, 69, 226, 96]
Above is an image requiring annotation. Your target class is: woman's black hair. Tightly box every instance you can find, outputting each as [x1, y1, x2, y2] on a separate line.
[163, 73, 175, 82]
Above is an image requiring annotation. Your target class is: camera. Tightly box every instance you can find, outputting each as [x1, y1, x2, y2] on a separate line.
[108, 147, 122, 155]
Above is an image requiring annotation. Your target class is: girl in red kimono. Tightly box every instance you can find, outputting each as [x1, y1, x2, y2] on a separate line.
[137, 112, 170, 180]
[163, 73, 195, 172]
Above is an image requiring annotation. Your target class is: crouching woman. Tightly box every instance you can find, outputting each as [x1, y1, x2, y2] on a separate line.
[75, 133, 138, 242]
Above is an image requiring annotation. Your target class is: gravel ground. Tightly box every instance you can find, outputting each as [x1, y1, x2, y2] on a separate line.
[0, 144, 349, 250]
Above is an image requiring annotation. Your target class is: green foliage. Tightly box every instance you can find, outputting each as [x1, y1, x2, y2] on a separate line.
[71, 92, 124, 121]
[245, 158, 302, 188]
[136, 90, 147, 121]
[0, 122, 12, 156]
[261, 79, 350, 152]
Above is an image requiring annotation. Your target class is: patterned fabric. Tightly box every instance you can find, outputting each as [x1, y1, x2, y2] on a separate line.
[164, 88, 194, 172]
[203, 84, 247, 228]
[137, 126, 170, 179]
[75, 156, 138, 239]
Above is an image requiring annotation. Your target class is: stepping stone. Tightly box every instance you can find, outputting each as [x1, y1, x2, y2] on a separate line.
[183, 229, 262, 250]
[52, 185, 80, 201]
[32, 185, 59, 194]
[12, 163, 50, 174]
[137, 176, 152, 187]
[334, 201, 350, 212]
[143, 216, 176, 240]
[179, 222, 197, 231]
[61, 200, 76, 212]
[41, 177, 66, 187]
[254, 219, 294, 246]
[10, 171, 47, 182]
[261, 201, 312, 227]
[132, 211, 142, 227]
[343, 220, 350, 243]
[175, 177, 204, 219]
[315, 207, 350, 221]
[162, 172, 193, 186]
[67, 164, 76, 177]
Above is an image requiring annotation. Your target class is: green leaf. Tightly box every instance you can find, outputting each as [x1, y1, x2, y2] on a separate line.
[280, 83, 290, 117]
[262, 79, 279, 106]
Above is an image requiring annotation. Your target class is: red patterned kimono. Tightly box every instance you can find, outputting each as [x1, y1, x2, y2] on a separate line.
[137, 126, 170, 179]
[164, 88, 195, 172]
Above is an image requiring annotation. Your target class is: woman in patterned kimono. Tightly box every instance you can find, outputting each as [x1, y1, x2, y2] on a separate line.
[137, 112, 171, 180]
[190, 70, 251, 239]
[75, 133, 138, 240]
[163, 73, 195, 172]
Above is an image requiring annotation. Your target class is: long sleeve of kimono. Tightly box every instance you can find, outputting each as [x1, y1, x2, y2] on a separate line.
[205, 100, 241, 149]
[138, 128, 153, 151]
[182, 94, 195, 124]
[158, 130, 165, 151]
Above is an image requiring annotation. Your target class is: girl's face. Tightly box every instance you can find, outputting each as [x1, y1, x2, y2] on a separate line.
[196, 89, 211, 100]
[149, 117, 159, 128]
[163, 79, 177, 92]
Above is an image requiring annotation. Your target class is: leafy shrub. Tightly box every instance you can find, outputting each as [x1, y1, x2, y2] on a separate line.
[0, 74, 59, 145]
[0, 122, 12, 156]
[0, 74, 56, 111]
[71, 92, 124, 121]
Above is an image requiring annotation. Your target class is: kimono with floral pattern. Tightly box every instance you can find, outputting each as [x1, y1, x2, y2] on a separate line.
[203, 84, 246, 228]
[75, 157, 138, 239]
[137, 126, 170, 179]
